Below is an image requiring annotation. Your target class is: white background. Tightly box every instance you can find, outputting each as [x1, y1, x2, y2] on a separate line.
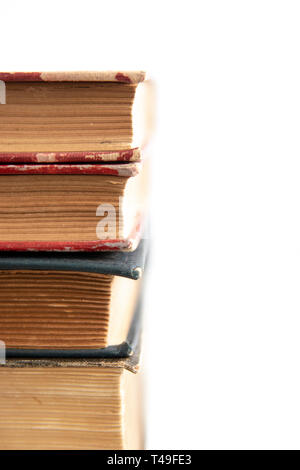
[3, 0, 300, 450]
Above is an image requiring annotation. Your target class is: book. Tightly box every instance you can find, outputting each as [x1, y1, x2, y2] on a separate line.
[0, 240, 146, 351]
[0, 160, 148, 251]
[0, 71, 152, 157]
[0, 336, 143, 450]
[0, 70, 150, 450]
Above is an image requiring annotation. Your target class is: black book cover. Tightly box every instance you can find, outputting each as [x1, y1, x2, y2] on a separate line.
[0, 240, 147, 359]
[0, 239, 147, 280]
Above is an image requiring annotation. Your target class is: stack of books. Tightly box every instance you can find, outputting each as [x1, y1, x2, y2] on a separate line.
[0, 71, 151, 450]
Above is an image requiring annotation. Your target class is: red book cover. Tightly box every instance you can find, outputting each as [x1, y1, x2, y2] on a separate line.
[0, 148, 140, 164]
[0, 70, 150, 158]
[0, 71, 146, 83]
[0, 162, 146, 252]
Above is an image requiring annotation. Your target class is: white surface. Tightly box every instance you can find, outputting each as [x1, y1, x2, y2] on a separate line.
[3, 0, 300, 450]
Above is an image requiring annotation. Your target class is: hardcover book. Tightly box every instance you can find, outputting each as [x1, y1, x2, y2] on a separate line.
[0, 334, 143, 449]
[0, 240, 146, 352]
[0, 160, 148, 251]
[0, 71, 153, 158]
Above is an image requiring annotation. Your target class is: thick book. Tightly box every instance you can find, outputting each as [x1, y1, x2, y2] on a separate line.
[0, 160, 148, 251]
[0, 70, 153, 159]
[0, 326, 143, 450]
[0, 240, 146, 353]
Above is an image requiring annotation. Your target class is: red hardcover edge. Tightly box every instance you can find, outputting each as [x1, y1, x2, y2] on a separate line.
[0, 220, 142, 252]
[0, 238, 135, 252]
[0, 71, 146, 84]
[0, 148, 140, 164]
[0, 162, 140, 177]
